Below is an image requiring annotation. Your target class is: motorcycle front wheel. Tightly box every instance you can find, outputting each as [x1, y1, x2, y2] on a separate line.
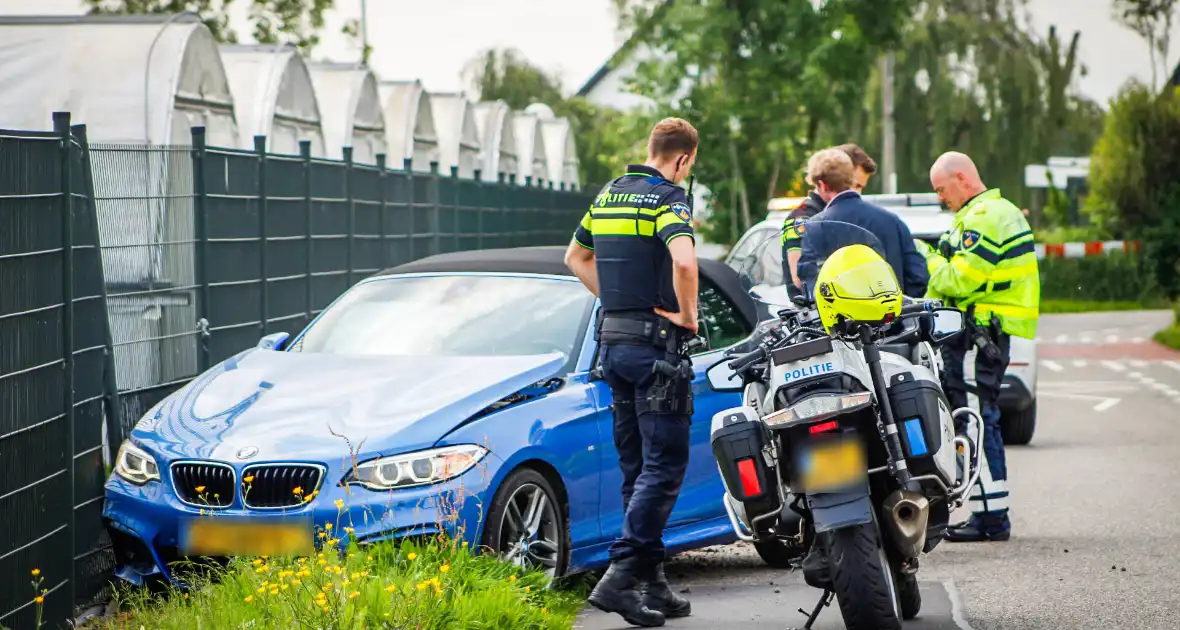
[828, 521, 902, 630]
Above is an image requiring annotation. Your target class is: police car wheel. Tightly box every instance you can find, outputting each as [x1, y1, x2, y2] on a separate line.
[481, 468, 569, 578]
[1001, 402, 1036, 446]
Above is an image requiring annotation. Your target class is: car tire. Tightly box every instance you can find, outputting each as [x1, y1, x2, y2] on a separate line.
[480, 468, 570, 577]
[1001, 402, 1036, 446]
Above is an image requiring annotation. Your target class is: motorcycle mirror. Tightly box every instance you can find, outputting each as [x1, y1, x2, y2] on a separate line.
[706, 358, 743, 393]
[930, 308, 966, 342]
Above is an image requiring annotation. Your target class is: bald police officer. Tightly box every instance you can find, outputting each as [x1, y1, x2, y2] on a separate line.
[565, 118, 700, 627]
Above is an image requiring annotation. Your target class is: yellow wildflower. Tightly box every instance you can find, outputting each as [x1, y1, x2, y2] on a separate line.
[322, 607, 330, 612]
[323, 582, 334, 590]
[324, 523, 333, 531]
[303, 494, 314, 503]
[439, 564, 450, 574]
[34, 596, 44, 605]
[348, 592, 358, 599]
[245, 596, 253, 603]
[407, 552, 417, 561]
[195, 485, 206, 493]
[385, 584, 396, 593]
[334, 499, 344, 510]
[525, 586, 531, 593]
[292, 579, 301, 586]
[257, 585, 266, 594]
[342, 579, 351, 587]
[243, 475, 254, 483]
[252, 559, 263, 566]
[344, 527, 355, 534]
[318, 532, 327, 539]
[318, 558, 327, 566]
[366, 555, 373, 562]
[269, 588, 279, 596]
[416, 583, 427, 591]
[31, 569, 40, 577]
[542, 607, 548, 614]
[293, 486, 304, 495]
[508, 575, 517, 582]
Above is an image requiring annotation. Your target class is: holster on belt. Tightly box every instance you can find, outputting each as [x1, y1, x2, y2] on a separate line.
[597, 310, 695, 416]
[964, 305, 1001, 361]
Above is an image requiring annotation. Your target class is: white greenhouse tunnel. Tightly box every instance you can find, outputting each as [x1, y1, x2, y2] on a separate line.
[471, 100, 519, 183]
[0, 14, 238, 146]
[429, 92, 482, 179]
[220, 43, 325, 156]
[308, 61, 386, 164]
[525, 103, 580, 190]
[379, 80, 440, 172]
[510, 112, 550, 185]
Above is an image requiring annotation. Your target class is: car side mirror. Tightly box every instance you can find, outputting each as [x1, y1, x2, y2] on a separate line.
[706, 358, 743, 393]
[257, 332, 290, 351]
[930, 309, 965, 343]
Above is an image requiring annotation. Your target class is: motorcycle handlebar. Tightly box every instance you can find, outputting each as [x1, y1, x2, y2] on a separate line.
[727, 346, 768, 373]
[901, 302, 932, 316]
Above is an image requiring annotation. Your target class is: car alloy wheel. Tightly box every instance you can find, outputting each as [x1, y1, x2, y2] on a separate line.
[484, 469, 567, 578]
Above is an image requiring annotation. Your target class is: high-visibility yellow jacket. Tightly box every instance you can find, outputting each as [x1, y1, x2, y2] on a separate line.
[917, 189, 1040, 339]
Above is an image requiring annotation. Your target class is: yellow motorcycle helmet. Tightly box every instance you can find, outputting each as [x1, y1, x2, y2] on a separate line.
[814, 244, 903, 332]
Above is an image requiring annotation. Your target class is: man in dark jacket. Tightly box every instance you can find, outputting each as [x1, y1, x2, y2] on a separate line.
[796, 148, 929, 297]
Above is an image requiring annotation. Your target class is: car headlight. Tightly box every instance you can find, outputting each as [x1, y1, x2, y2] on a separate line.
[113, 441, 160, 485]
[764, 392, 873, 428]
[346, 445, 489, 491]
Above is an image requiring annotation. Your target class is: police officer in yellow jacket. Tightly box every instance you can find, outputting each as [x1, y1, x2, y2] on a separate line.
[916, 151, 1040, 542]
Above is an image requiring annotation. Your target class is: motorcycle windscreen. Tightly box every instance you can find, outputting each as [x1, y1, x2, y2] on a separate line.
[796, 219, 887, 297]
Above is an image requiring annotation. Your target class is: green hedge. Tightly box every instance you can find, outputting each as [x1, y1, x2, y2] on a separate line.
[1038, 251, 1166, 305]
[1154, 304, 1180, 350]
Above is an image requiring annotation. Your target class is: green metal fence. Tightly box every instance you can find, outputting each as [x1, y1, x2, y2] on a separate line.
[0, 114, 121, 630]
[2, 115, 594, 627]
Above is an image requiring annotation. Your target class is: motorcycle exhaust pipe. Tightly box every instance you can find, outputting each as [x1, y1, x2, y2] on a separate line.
[882, 489, 930, 559]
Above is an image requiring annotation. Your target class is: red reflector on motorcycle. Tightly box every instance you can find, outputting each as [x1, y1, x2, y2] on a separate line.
[809, 420, 839, 434]
[736, 458, 761, 497]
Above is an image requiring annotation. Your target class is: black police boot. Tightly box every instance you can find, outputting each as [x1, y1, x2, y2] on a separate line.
[640, 562, 691, 618]
[588, 556, 666, 627]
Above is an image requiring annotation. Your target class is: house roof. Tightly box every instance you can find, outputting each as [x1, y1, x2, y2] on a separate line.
[575, 0, 676, 97]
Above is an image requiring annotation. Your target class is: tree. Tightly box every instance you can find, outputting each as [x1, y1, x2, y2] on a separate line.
[1114, 0, 1177, 90]
[85, 0, 334, 53]
[1085, 83, 1180, 297]
[462, 49, 565, 108]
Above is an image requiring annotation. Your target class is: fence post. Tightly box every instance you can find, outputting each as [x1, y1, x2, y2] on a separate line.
[255, 135, 268, 337]
[344, 146, 355, 286]
[404, 158, 415, 263]
[300, 140, 313, 325]
[506, 174, 515, 249]
[450, 166, 460, 253]
[376, 153, 388, 269]
[191, 126, 211, 372]
[429, 161, 440, 255]
[53, 110, 77, 615]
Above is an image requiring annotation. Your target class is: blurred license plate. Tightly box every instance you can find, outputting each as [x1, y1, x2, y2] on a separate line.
[180, 517, 313, 557]
[798, 435, 866, 493]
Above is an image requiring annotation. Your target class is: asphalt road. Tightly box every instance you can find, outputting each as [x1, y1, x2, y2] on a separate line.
[578, 310, 1180, 630]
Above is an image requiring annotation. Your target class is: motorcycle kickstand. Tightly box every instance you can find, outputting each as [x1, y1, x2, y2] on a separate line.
[796, 589, 834, 629]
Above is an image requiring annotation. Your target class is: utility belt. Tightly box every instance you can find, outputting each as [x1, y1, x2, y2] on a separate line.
[596, 309, 697, 416]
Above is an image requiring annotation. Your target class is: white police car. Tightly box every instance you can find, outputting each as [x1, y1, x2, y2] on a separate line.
[725, 193, 1038, 445]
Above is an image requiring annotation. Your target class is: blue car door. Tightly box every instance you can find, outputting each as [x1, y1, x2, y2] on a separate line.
[667, 278, 753, 526]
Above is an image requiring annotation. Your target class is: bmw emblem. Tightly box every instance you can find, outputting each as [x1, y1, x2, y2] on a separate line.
[237, 446, 259, 460]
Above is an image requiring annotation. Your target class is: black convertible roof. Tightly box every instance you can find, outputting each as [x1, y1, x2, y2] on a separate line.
[374, 246, 759, 329]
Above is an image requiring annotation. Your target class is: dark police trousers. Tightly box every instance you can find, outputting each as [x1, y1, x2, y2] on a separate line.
[600, 342, 692, 564]
[941, 322, 1011, 534]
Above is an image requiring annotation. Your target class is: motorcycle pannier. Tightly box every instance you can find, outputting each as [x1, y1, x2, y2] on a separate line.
[710, 406, 781, 520]
[886, 372, 949, 478]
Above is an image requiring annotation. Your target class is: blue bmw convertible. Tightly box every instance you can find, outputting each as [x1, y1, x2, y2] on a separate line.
[103, 246, 758, 585]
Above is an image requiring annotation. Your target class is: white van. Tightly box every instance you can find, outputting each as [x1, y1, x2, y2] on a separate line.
[725, 193, 1038, 445]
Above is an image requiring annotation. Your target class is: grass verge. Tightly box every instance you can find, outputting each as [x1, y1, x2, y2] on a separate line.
[95, 536, 583, 630]
[1153, 305, 1180, 350]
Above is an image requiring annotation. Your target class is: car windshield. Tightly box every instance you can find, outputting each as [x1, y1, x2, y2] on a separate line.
[289, 275, 594, 359]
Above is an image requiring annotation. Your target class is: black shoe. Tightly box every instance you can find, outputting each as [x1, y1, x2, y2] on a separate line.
[640, 563, 691, 618]
[588, 557, 666, 627]
[944, 520, 1010, 542]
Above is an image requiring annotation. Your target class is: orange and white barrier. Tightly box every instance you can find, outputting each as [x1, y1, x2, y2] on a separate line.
[1036, 241, 1141, 259]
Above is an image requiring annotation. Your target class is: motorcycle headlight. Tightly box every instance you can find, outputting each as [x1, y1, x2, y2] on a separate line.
[764, 392, 873, 428]
[346, 445, 489, 491]
[113, 441, 161, 485]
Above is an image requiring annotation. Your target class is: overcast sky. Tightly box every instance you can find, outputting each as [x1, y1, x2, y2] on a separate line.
[2, 0, 1177, 105]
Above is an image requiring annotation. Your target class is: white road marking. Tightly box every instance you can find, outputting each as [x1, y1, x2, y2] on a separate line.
[1093, 397, 1121, 412]
[1080, 336, 1094, 344]
[942, 579, 977, 630]
[1055, 334, 1069, 344]
[1165, 361, 1180, 373]
[1132, 337, 1146, 344]
[1105, 335, 1120, 343]
[1151, 382, 1174, 392]
[1042, 360, 1065, 372]
[1034, 336, 1043, 343]
[1102, 361, 1127, 372]
[1072, 360, 1089, 368]
[1130, 359, 1148, 368]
